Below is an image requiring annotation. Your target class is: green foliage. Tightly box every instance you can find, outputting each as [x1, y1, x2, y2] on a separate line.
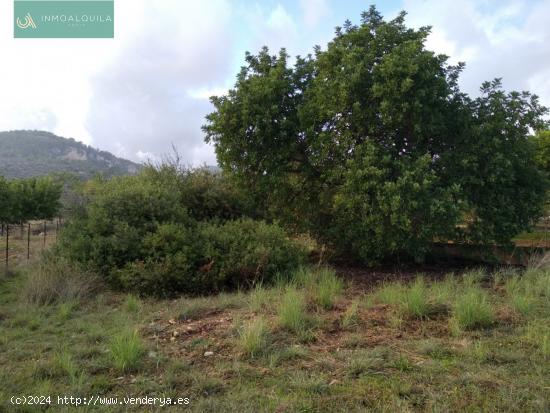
[531, 130, 550, 175]
[204, 7, 548, 263]
[333, 144, 459, 262]
[0, 175, 62, 224]
[452, 288, 495, 331]
[237, 317, 269, 358]
[200, 218, 306, 288]
[402, 277, 431, 318]
[313, 268, 344, 310]
[109, 330, 144, 373]
[278, 287, 309, 333]
[123, 294, 141, 313]
[111, 219, 304, 296]
[57, 165, 304, 296]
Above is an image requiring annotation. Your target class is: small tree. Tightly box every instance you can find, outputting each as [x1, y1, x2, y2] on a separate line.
[0, 175, 62, 225]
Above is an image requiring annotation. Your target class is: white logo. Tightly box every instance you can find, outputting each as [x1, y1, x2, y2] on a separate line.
[16, 13, 37, 29]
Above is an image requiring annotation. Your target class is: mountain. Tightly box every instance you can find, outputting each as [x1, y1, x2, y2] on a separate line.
[0, 130, 141, 179]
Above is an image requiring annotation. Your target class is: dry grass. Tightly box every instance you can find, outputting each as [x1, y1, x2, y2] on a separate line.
[21, 255, 100, 305]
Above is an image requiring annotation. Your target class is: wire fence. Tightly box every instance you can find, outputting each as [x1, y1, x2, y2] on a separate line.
[1, 219, 63, 272]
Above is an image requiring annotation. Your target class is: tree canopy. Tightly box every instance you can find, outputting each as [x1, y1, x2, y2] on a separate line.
[0, 176, 62, 224]
[204, 7, 549, 263]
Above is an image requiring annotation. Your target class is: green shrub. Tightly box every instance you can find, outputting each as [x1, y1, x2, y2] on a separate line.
[200, 219, 306, 287]
[278, 287, 309, 333]
[110, 330, 144, 373]
[452, 288, 495, 330]
[56, 165, 302, 296]
[238, 317, 269, 358]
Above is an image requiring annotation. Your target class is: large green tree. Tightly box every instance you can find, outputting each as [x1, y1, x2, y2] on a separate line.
[204, 7, 548, 262]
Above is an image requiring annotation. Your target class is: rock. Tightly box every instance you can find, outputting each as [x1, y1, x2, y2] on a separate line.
[172, 330, 180, 337]
[204, 351, 214, 357]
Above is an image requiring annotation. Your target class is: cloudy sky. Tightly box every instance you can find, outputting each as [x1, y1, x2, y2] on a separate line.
[1, 0, 549, 165]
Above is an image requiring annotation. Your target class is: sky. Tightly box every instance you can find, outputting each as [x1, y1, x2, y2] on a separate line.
[1, 0, 549, 165]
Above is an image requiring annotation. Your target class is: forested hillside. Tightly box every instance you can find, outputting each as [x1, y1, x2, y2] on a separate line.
[0, 130, 141, 179]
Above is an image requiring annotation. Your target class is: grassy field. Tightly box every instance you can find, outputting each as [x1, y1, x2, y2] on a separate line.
[0, 260, 549, 412]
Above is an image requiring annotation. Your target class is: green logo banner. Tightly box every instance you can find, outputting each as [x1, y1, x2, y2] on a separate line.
[14, 0, 114, 38]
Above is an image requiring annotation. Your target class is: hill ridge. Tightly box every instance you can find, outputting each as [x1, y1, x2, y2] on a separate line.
[0, 130, 141, 179]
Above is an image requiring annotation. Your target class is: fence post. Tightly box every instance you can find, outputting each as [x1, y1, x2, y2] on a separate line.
[5, 225, 8, 274]
[27, 223, 31, 261]
[43, 221, 47, 248]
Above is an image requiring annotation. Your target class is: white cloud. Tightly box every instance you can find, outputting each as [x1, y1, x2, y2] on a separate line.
[1, 0, 548, 167]
[299, 0, 330, 28]
[401, 0, 550, 107]
[85, 0, 234, 164]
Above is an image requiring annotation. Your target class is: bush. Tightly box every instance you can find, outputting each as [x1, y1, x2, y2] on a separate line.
[56, 164, 305, 296]
[112, 219, 305, 296]
[21, 255, 100, 305]
[200, 219, 306, 288]
[452, 288, 495, 330]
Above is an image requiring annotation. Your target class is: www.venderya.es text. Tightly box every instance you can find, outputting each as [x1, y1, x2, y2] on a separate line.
[10, 395, 190, 407]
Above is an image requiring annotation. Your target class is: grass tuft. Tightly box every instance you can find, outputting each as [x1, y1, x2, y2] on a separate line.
[124, 294, 141, 313]
[341, 300, 360, 329]
[238, 317, 269, 358]
[278, 287, 309, 333]
[452, 288, 495, 331]
[375, 282, 406, 306]
[402, 277, 431, 318]
[110, 330, 144, 373]
[314, 268, 344, 310]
